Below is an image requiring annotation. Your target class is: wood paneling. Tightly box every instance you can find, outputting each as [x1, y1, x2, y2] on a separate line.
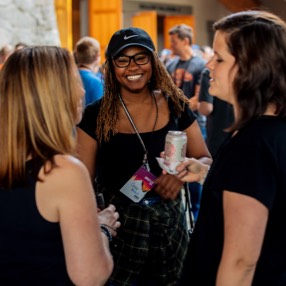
[132, 11, 158, 50]
[218, 0, 261, 12]
[89, 0, 122, 63]
[55, 0, 73, 50]
[164, 16, 195, 49]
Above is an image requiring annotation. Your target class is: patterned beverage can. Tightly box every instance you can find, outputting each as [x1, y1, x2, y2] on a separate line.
[164, 131, 187, 172]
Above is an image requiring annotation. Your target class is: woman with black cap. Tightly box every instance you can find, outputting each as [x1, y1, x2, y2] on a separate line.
[77, 27, 212, 286]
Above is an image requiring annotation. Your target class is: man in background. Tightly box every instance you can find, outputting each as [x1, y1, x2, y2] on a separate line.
[166, 24, 207, 221]
[74, 36, 103, 106]
[198, 67, 234, 157]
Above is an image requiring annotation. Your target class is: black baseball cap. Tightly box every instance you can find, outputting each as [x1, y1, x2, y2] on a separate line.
[106, 27, 155, 58]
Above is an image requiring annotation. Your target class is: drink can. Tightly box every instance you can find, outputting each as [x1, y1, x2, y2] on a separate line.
[164, 131, 187, 172]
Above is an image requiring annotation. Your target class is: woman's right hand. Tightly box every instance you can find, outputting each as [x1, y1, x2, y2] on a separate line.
[98, 204, 121, 237]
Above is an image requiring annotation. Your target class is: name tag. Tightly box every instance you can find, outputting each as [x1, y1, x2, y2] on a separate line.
[120, 166, 157, 202]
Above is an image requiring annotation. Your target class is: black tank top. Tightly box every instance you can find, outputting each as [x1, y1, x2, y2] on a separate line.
[0, 158, 74, 285]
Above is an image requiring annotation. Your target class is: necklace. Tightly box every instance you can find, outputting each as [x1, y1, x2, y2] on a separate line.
[118, 91, 158, 171]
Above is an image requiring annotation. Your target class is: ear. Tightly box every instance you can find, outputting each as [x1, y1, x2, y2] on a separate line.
[183, 37, 190, 46]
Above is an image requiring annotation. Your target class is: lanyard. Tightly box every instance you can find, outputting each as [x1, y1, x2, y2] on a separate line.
[118, 92, 158, 171]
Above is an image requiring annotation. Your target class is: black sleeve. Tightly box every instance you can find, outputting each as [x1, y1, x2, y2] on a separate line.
[199, 68, 213, 104]
[77, 100, 102, 141]
[178, 101, 197, 131]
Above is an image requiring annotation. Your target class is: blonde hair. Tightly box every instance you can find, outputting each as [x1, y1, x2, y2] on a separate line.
[0, 46, 83, 188]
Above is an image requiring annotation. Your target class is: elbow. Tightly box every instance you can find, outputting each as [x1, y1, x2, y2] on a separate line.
[236, 257, 258, 272]
[97, 256, 114, 285]
[236, 246, 261, 272]
[198, 108, 210, 116]
[68, 254, 114, 286]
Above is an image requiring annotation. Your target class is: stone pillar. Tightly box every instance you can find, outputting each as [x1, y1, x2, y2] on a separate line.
[0, 0, 60, 48]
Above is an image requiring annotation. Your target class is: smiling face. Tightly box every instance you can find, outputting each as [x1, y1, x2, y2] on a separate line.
[113, 46, 152, 94]
[206, 31, 237, 105]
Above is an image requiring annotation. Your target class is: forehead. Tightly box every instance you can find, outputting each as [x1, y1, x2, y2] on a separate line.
[170, 33, 181, 41]
[213, 31, 236, 68]
[213, 31, 229, 52]
[118, 46, 149, 56]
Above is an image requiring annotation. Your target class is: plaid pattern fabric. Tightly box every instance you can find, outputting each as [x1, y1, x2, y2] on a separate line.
[106, 195, 189, 286]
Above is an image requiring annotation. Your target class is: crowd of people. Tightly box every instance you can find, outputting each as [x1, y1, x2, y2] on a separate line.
[0, 8, 286, 286]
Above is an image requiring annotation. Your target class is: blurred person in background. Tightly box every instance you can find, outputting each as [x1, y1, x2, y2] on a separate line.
[166, 24, 208, 221]
[0, 44, 14, 70]
[74, 36, 104, 106]
[15, 42, 28, 50]
[198, 67, 234, 157]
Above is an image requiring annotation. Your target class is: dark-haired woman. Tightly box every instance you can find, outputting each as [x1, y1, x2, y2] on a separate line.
[77, 27, 212, 286]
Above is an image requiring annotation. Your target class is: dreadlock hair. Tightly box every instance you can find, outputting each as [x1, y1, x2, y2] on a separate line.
[96, 50, 190, 143]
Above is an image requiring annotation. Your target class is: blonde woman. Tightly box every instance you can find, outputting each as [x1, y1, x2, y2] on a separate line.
[0, 46, 120, 285]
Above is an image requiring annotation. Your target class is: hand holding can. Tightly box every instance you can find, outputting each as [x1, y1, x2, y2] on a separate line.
[164, 131, 187, 173]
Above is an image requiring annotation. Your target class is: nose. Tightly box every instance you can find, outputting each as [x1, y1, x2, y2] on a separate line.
[128, 58, 139, 69]
[206, 56, 214, 70]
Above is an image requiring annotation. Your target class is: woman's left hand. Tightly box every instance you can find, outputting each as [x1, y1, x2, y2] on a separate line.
[97, 204, 121, 237]
[176, 158, 210, 184]
[154, 173, 184, 200]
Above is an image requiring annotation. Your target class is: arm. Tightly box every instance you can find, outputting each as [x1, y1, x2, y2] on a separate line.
[184, 120, 212, 166]
[154, 120, 212, 199]
[175, 118, 212, 184]
[216, 191, 268, 286]
[198, 68, 213, 116]
[76, 127, 98, 180]
[198, 101, 213, 116]
[37, 155, 117, 285]
[189, 84, 201, 111]
[176, 157, 210, 184]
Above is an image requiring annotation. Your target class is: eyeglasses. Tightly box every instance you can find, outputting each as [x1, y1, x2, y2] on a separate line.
[113, 51, 151, 68]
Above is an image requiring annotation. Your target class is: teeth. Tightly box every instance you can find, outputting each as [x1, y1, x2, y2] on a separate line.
[127, 75, 141, 80]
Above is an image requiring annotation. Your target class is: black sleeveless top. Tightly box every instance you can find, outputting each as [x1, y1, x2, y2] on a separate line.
[0, 158, 74, 285]
[78, 97, 196, 200]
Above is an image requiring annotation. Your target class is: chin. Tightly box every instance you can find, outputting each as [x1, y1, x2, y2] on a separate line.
[208, 87, 217, 97]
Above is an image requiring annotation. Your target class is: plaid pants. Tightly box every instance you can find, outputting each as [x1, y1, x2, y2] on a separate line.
[106, 194, 189, 286]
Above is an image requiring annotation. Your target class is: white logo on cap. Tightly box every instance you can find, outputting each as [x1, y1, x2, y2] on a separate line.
[124, 35, 139, 40]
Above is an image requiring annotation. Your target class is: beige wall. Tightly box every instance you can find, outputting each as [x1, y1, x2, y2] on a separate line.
[124, 0, 229, 48]
[124, 0, 286, 48]
[191, 0, 229, 45]
[260, 0, 286, 21]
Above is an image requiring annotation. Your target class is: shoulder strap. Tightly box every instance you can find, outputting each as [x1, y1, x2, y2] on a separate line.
[184, 183, 195, 236]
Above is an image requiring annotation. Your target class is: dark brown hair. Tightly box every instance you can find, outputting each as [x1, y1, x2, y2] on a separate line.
[214, 10, 286, 130]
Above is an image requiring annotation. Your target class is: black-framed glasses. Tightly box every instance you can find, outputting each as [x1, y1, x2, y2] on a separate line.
[113, 51, 151, 68]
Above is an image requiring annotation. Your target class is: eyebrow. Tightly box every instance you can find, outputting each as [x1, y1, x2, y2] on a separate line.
[116, 51, 149, 57]
[214, 50, 225, 58]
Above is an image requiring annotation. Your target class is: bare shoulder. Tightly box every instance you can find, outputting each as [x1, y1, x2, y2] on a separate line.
[38, 154, 93, 198]
[41, 154, 89, 179]
[36, 154, 95, 222]
[54, 154, 87, 169]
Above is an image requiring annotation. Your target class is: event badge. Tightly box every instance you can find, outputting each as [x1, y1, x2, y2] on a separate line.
[120, 166, 157, 202]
